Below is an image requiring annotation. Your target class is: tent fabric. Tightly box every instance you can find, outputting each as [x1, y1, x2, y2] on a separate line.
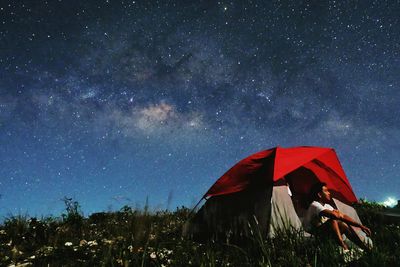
[334, 198, 373, 248]
[184, 147, 365, 241]
[204, 149, 275, 197]
[333, 198, 362, 224]
[273, 146, 330, 180]
[183, 184, 273, 240]
[205, 146, 357, 204]
[269, 185, 303, 236]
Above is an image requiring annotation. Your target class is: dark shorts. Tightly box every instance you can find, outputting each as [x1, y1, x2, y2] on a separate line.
[313, 219, 335, 238]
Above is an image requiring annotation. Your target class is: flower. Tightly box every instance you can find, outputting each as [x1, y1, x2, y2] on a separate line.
[88, 240, 98, 246]
[102, 239, 113, 245]
[65, 242, 73, 247]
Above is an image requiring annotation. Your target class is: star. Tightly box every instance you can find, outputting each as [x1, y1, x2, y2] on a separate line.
[0, 0, 398, 217]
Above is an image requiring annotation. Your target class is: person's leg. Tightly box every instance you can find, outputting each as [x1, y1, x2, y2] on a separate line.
[338, 221, 370, 250]
[317, 219, 348, 249]
[329, 219, 349, 249]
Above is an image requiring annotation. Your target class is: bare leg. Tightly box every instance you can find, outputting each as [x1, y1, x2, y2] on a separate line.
[329, 219, 349, 250]
[338, 221, 370, 250]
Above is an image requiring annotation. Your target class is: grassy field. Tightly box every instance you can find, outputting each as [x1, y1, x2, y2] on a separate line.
[0, 199, 399, 266]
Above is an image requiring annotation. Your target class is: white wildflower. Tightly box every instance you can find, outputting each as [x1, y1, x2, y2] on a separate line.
[150, 252, 157, 259]
[64, 242, 73, 247]
[102, 239, 113, 245]
[87, 240, 98, 246]
[11, 246, 23, 255]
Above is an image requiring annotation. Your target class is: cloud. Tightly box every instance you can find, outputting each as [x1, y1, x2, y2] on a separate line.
[322, 114, 352, 136]
[104, 101, 205, 138]
[80, 89, 98, 100]
[136, 102, 175, 131]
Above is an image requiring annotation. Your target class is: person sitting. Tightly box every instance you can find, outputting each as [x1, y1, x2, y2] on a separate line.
[303, 182, 371, 251]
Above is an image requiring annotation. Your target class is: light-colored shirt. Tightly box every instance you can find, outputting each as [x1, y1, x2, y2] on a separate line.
[303, 201, 334, 232]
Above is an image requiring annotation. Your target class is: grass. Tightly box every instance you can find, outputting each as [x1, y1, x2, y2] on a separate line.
[0, 200, 399, 266]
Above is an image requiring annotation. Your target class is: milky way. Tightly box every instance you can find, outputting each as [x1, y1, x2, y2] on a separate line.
[0, 0, 399, 218]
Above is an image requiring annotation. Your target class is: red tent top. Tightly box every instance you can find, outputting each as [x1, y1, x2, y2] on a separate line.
[204, 146, 358, 204]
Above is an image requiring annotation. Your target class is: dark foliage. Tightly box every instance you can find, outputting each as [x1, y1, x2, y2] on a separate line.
[0, 200, 399, 266]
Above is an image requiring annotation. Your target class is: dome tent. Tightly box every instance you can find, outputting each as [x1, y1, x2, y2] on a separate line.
[184, 146, 366, 242]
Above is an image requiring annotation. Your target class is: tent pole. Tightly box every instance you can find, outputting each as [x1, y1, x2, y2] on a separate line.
[188, 196, 206, 217]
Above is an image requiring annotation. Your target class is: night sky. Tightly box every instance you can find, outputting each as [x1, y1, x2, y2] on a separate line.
[1, 0, 399, 218]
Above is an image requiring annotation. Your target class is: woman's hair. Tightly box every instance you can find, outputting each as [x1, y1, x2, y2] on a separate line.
[309, 182, 327, 201]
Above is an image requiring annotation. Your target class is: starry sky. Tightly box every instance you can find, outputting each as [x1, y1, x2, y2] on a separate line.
[0, 0, 399, 218]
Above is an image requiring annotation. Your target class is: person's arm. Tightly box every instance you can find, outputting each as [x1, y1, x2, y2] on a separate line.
[320, 209, 371, 236]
